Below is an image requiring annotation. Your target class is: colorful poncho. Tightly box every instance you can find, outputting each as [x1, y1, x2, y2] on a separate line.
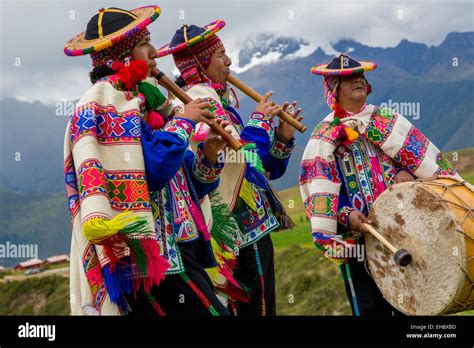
[171, 83, 294, 301]
[299, 104, 460, 263]
[64, 75, 174, 315]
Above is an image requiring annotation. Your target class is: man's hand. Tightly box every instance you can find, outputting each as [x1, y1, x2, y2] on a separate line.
[255, 91, 283, 118]
[175, 98, 215, 125]
[276, 101, 303, 143]
[393, 170, 415, 184]
[202, 118, 231, 165]
[348, 210, 371, 234]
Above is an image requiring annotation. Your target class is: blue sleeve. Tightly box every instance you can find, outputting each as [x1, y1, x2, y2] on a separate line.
[240, 113, 295, 180]
[141, 118, 192, 191]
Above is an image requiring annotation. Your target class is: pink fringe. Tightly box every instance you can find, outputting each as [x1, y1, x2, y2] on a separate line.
[134, 239, 169, 294]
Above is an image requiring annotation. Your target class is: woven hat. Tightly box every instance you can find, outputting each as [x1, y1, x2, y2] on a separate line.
[156, 20, 225, 57]
[311, 54, 376, 76]
[64, 5, 161, 56]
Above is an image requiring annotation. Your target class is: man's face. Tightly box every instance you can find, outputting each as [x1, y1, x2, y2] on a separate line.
[131, 35, 158, 76]
[206, 46, 232, 84]
[337, 73, 368, 105]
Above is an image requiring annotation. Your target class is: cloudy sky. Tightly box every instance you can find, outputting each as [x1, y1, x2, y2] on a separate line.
[0, 0, 473, 105]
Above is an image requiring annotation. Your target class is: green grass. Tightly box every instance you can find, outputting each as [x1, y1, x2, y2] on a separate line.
[275, 244, 351, 315]
[271, 221, 312, 248]
[462, 172, 474, 184]
[0, 275, 69, 315]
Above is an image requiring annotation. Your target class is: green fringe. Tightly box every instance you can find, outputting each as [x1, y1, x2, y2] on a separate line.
[119, 218, 151, 276]
[125, 237, 147, 275]
[240, 142, 264, 174]
[209, 190, 241, 253]
[137, 81, 167, 111]
[329, 117, 340, 127]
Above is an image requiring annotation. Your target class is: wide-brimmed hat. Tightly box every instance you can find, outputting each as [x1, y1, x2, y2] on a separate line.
[64, 5, 161, 56]
[156, 20, 225, 57]
[311, 54, 376, 76]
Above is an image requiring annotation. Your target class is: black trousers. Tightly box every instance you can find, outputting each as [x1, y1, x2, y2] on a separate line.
[125, 241, 230, 317]
[232, 233, 276, 316]
[340, 242, 405, 317]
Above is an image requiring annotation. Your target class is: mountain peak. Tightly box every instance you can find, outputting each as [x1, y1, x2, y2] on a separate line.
[332, 38, 365, 54]
[395, 38, 428, 49]
[235, 33, 312, 72]
[440, 32, 474, 49]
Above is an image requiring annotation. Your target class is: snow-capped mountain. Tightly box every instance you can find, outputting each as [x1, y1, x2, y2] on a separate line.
[233, 33, 314, 73]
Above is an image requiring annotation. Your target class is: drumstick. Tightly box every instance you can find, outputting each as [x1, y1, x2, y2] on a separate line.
[226, 74, 307, 133]
[362, 223, 412, 267]
[152, 70, 243, 151]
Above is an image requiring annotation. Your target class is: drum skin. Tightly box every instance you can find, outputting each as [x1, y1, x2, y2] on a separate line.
[366, 176, 474, 315]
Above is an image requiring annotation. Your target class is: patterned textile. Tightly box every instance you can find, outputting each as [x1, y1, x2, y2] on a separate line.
[170, 82, 294, 304]
[65, 75, 178, 315]
[90, 29, 150, 67]
[233, 184, 280, 248]
[269, 136, 294, 160]
[334, 136, 401, 230]
[299, 104, 460, 264]
[173, 34, 223, 85]
[172, 83, 294, 235]
[323, 76, 340, 110]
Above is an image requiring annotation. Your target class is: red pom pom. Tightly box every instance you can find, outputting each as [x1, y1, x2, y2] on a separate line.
[334, 102, 347, 118]
[147, 110, 166, 130]
[110, 61, 124, 71]
[118, 60, 148, 90]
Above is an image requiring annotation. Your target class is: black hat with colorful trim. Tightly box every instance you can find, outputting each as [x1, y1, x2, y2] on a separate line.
[156, 20, 225, 57]
[311, 54, 377, 76]
[64, 5, 161, 56]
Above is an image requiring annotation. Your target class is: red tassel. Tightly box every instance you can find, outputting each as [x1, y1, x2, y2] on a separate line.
[334, 102, 347, 119]
[138, 239, 169, 294]
[117, 60, 148, 90]
[147, 110, 166, 130]
[101, 234, 126, 272]
[109, 61, 124, 71]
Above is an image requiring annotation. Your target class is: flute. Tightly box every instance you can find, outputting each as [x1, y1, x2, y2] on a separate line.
[227, 74, 307, 133]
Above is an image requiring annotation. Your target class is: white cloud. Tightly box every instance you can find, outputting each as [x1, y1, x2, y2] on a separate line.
[0, 0, 472, 105]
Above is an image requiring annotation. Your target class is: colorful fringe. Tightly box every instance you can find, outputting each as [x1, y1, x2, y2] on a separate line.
[209, 191, 241, 252]
[83, 211, 169, 311]
[206, 238, 251, 304]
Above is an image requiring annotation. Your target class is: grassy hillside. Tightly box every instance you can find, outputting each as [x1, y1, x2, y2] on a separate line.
[0, 275, 69, 315]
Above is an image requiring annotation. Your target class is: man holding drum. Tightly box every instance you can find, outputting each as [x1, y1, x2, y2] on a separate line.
[300, 54, 459, 316]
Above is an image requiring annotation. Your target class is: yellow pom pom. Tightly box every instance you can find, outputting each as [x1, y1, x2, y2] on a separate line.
[345, 127, 359, 142]
[82, 211, 140, 244]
